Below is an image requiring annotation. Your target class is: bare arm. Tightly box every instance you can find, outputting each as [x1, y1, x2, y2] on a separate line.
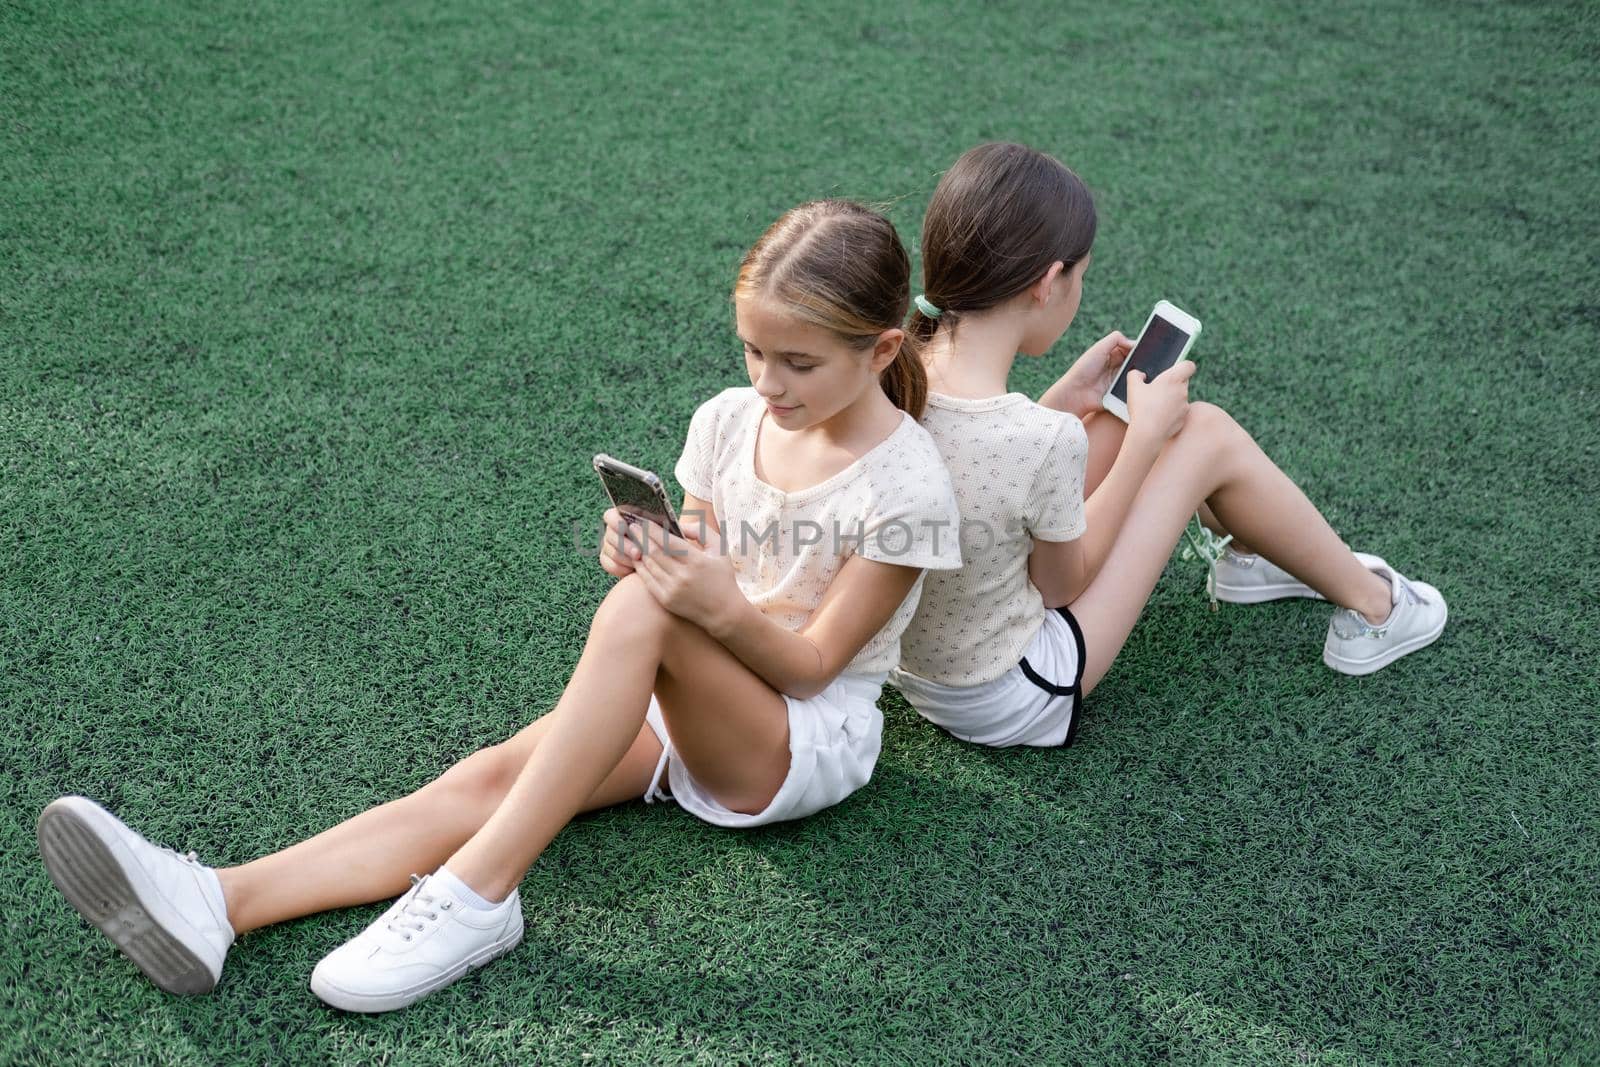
[705, 555, 922, 699]
[623, 495, 922, 699]
[1027, 365, 1194, 608]
[1027, 431, 1162, 608]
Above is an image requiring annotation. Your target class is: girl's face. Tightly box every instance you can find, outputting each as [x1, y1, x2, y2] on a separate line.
[735, 295, 901, 430]
[1019, 253, 1091, 357]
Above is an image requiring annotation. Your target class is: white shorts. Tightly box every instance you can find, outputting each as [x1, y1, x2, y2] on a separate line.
[889, 607, 1087, 748]
[642, 671, 888, 828]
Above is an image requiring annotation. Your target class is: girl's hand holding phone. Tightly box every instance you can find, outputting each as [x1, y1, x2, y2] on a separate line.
[599, 507, 640, 578]
[1125, 361, 1196, 442]
[1046, 331, 1133, 417]
[626, 519, 742, 634]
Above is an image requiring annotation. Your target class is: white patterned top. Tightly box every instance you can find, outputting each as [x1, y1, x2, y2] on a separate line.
[896, 392, 1089, 687]
[675, 387, 963, 677]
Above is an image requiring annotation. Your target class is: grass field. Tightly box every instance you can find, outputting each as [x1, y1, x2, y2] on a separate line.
[4, 0, 1598, 1062]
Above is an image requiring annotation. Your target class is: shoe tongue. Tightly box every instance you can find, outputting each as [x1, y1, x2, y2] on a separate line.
[377, 883, 438, 950]
[384, 876, 436, 921]
[403, 878, 437, 912]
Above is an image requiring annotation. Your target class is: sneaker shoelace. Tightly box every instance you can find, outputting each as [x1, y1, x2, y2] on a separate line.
[1180, 513, 1234, 610]
[152, 844, 208, 875]
[382, 874, 452, 942]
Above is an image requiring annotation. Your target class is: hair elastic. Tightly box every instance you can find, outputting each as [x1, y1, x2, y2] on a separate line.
[913, 294, 942, 318]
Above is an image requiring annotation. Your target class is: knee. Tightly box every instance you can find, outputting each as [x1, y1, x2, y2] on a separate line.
[1184, 400, 1236, 437]
[591, 573, 673, 640]
[1181, 401, 1252, 457]
[433, 746, 514, 809]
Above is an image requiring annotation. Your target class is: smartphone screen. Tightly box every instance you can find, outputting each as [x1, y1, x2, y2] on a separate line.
[1110, 314, 1193, 403]
[598, 465, 681, 537]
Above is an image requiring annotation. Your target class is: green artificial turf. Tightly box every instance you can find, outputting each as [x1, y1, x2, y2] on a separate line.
[3, 0, 1598, 1062]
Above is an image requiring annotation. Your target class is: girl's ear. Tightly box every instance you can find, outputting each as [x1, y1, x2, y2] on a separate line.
[868, 328, 905, 374]
[1028, 261, 1066, 306]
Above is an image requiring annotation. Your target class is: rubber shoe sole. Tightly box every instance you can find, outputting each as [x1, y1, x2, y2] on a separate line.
[310, 927, 524, 1013]
[1209, 572, 1325, 604]
[37, 797, 220, 995]
[1209, 551, 1385, 604]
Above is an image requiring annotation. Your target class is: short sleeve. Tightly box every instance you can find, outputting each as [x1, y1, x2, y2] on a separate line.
[673, 389, 739, 501]
[1025, 414, 1089, 542]
[857, 430, 964, 570]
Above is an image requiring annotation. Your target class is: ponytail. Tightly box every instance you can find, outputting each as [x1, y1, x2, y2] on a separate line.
[880, 334, 928, 420]
[905, 305, 956, 349]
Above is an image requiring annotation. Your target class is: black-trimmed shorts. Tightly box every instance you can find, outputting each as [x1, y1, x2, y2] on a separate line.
[889, 607, 1087, 748]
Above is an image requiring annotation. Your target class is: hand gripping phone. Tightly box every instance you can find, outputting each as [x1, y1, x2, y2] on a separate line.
[1101, 300, 1203, 422]
[593, 454, 683, 538]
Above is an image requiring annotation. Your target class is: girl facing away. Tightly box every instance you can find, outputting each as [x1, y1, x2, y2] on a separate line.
[37, 200, 961, 1012]
[889, 143, 1447, 747]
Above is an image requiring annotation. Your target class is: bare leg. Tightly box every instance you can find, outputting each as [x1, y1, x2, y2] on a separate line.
[1069, 403, 1392, 694]
[445, 574, 792, 902]
[1084, 411, 1256, 555]
[218, 709, 663, 935]
[1196, 502, 1253, 556]
[1081, 410, 1126, 498]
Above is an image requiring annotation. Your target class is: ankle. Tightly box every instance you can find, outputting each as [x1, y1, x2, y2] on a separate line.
[214, 867, 254, 935]
[1357, 578, 1394, 625]
[439, 854, 518, 906]
[434, 865, 508, 911]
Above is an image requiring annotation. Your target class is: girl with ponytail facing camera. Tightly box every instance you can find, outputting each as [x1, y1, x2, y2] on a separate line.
[38, 200, 960, 1012]
[890, 143, 1447, 747]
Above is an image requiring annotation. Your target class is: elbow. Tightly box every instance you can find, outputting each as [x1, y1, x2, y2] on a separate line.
[784, 647, 839, 701]
[1036, 578, 1086, 611]
[1031, 559, 1089, 611]
[785, 679, 828, 701]
[1039, 587, 1080, 611]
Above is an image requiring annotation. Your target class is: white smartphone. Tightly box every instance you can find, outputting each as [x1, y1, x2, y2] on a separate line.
[593, 454, 683, 538]
[1100, 300, 1203, 422]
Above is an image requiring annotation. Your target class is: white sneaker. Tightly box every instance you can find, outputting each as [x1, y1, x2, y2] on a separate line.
[1323, 561, 1448, 675]
[1207, 548, 1385, 604]
[310, 872, 523, 1013]
[36, 796, 235, 994]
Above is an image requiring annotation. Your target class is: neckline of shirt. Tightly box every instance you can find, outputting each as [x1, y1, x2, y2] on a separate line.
[925, 390, 1035, 413]
[743, 392, 914, 505]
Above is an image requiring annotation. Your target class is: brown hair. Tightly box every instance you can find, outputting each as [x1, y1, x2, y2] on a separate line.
[909, 143, 1097, 345]
[735, 199, 927, 419]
